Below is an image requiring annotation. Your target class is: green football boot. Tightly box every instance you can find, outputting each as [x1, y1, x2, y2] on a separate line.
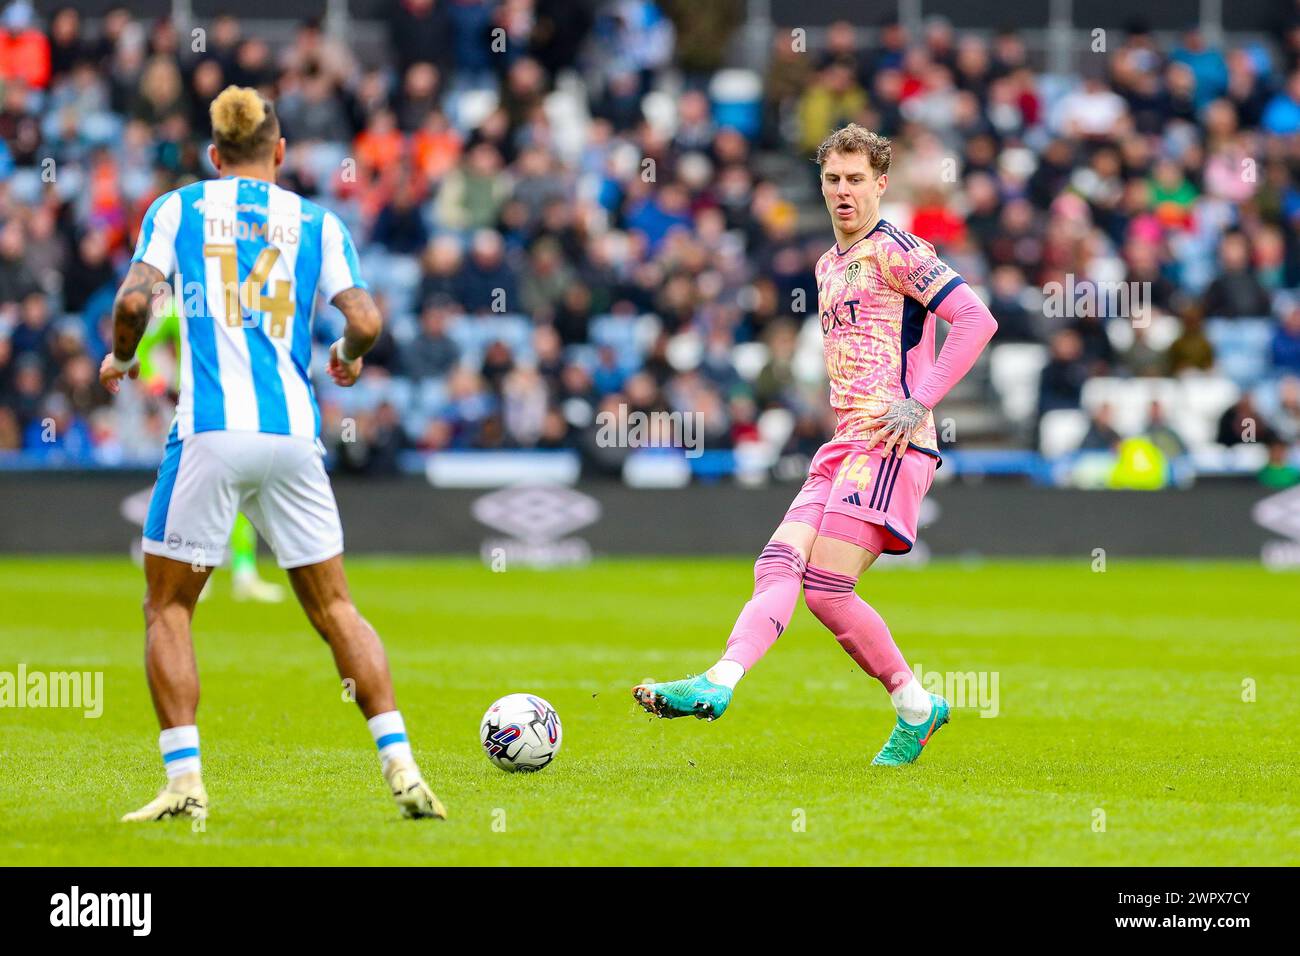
[632, 674, 732, 721]
[871, 694, 950, 766]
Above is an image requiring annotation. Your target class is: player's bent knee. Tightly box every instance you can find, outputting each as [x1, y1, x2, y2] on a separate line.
[801, 586, 832, 622]
[305, 598, 360, 641]
[141, 592, 194, 631]
[801, 574, 855, 630]
[753, 540, 807, 590]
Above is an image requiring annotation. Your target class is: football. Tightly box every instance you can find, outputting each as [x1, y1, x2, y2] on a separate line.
[479, 694, 563, 773]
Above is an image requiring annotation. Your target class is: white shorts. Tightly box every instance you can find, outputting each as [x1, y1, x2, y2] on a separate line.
[142, 430, 344, 569]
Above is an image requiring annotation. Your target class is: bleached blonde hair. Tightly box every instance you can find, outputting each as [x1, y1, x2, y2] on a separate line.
[210, 85, 279, 163]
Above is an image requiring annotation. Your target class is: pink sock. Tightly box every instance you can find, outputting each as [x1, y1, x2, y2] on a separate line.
[721, 542, 806, 671]
[802, 566, 911, 691]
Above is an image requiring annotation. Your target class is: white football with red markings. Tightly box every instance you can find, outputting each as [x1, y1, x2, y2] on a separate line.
[480, 693, 562, 772]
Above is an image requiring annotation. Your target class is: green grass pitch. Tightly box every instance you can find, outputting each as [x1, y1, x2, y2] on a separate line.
[1, 556, 1296, 866]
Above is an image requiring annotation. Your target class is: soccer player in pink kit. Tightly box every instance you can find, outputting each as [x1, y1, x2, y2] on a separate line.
[633, 125, 998, 764]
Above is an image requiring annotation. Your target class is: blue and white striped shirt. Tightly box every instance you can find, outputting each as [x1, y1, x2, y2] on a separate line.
[132, 176, 367, 440]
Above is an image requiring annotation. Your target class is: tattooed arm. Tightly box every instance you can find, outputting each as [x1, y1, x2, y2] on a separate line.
[327, 286, 383, 388]
[100, 261, 165, 394]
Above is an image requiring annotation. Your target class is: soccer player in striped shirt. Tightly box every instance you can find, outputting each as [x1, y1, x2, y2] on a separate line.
[634, 125, 998, 765]
[102, 87, 445, 820]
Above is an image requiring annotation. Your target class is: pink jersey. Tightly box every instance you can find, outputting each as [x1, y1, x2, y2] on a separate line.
[814, 218, 965, 453]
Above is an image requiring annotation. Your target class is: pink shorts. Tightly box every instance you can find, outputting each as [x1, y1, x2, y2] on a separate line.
[782, 440, 938, 555]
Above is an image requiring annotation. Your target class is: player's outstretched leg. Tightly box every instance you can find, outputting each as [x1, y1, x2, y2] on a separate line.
[633, 672, 733, 720]
[633, 525, 812, 720]
[802, 534, 949, 766]
[122, 554, 212, 822]
[289, 556, 446, 819]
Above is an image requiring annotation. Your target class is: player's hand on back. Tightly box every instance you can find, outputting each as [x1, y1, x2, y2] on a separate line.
[99, 353, 140, 395]
[864, 396, 930, 459]
[327, 340, 364, 387]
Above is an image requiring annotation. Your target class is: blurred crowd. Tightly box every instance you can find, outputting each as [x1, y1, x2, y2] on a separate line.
[0, 1, 1298, 486]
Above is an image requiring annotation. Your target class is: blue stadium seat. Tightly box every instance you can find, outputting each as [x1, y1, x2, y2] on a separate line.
[709, 70, 762, 138]
[418, 379, 450, 416]
[1206, 317, 1274, 388]
[385, 376, 414, 412]
[589, 314, 639, 353]
[563, 344, 599, 369]
[359, 251, 421, 318]
[589, 314, 649, 371]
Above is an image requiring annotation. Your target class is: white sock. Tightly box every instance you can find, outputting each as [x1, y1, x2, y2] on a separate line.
[890, 677, 932, 726]
[367, 710, 414, 774]
[159, 725, 200, 780]
[707, 659, 745, 690]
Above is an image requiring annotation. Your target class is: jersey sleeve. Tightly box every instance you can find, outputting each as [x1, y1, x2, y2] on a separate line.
[910, 282, 999, 410]
[319, 211, 369, 302]
[131, 191, 182, 277]
[876, 233, 965, 311]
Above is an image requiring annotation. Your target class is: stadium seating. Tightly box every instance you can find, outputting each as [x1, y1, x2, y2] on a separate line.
[0, 8, 1295, 483]
[730, 342, 770, 382]
[447, 315, 534, 369]
[1038, 409, 1090, 458]
[589, 314, 658, 368]
[1206, 318, 1275, 389]
[989, 344, 1049, 429]
[1104, 315, 1182, 352]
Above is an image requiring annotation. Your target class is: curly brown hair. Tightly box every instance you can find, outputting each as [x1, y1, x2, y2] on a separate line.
[815, 124, 891, 175]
